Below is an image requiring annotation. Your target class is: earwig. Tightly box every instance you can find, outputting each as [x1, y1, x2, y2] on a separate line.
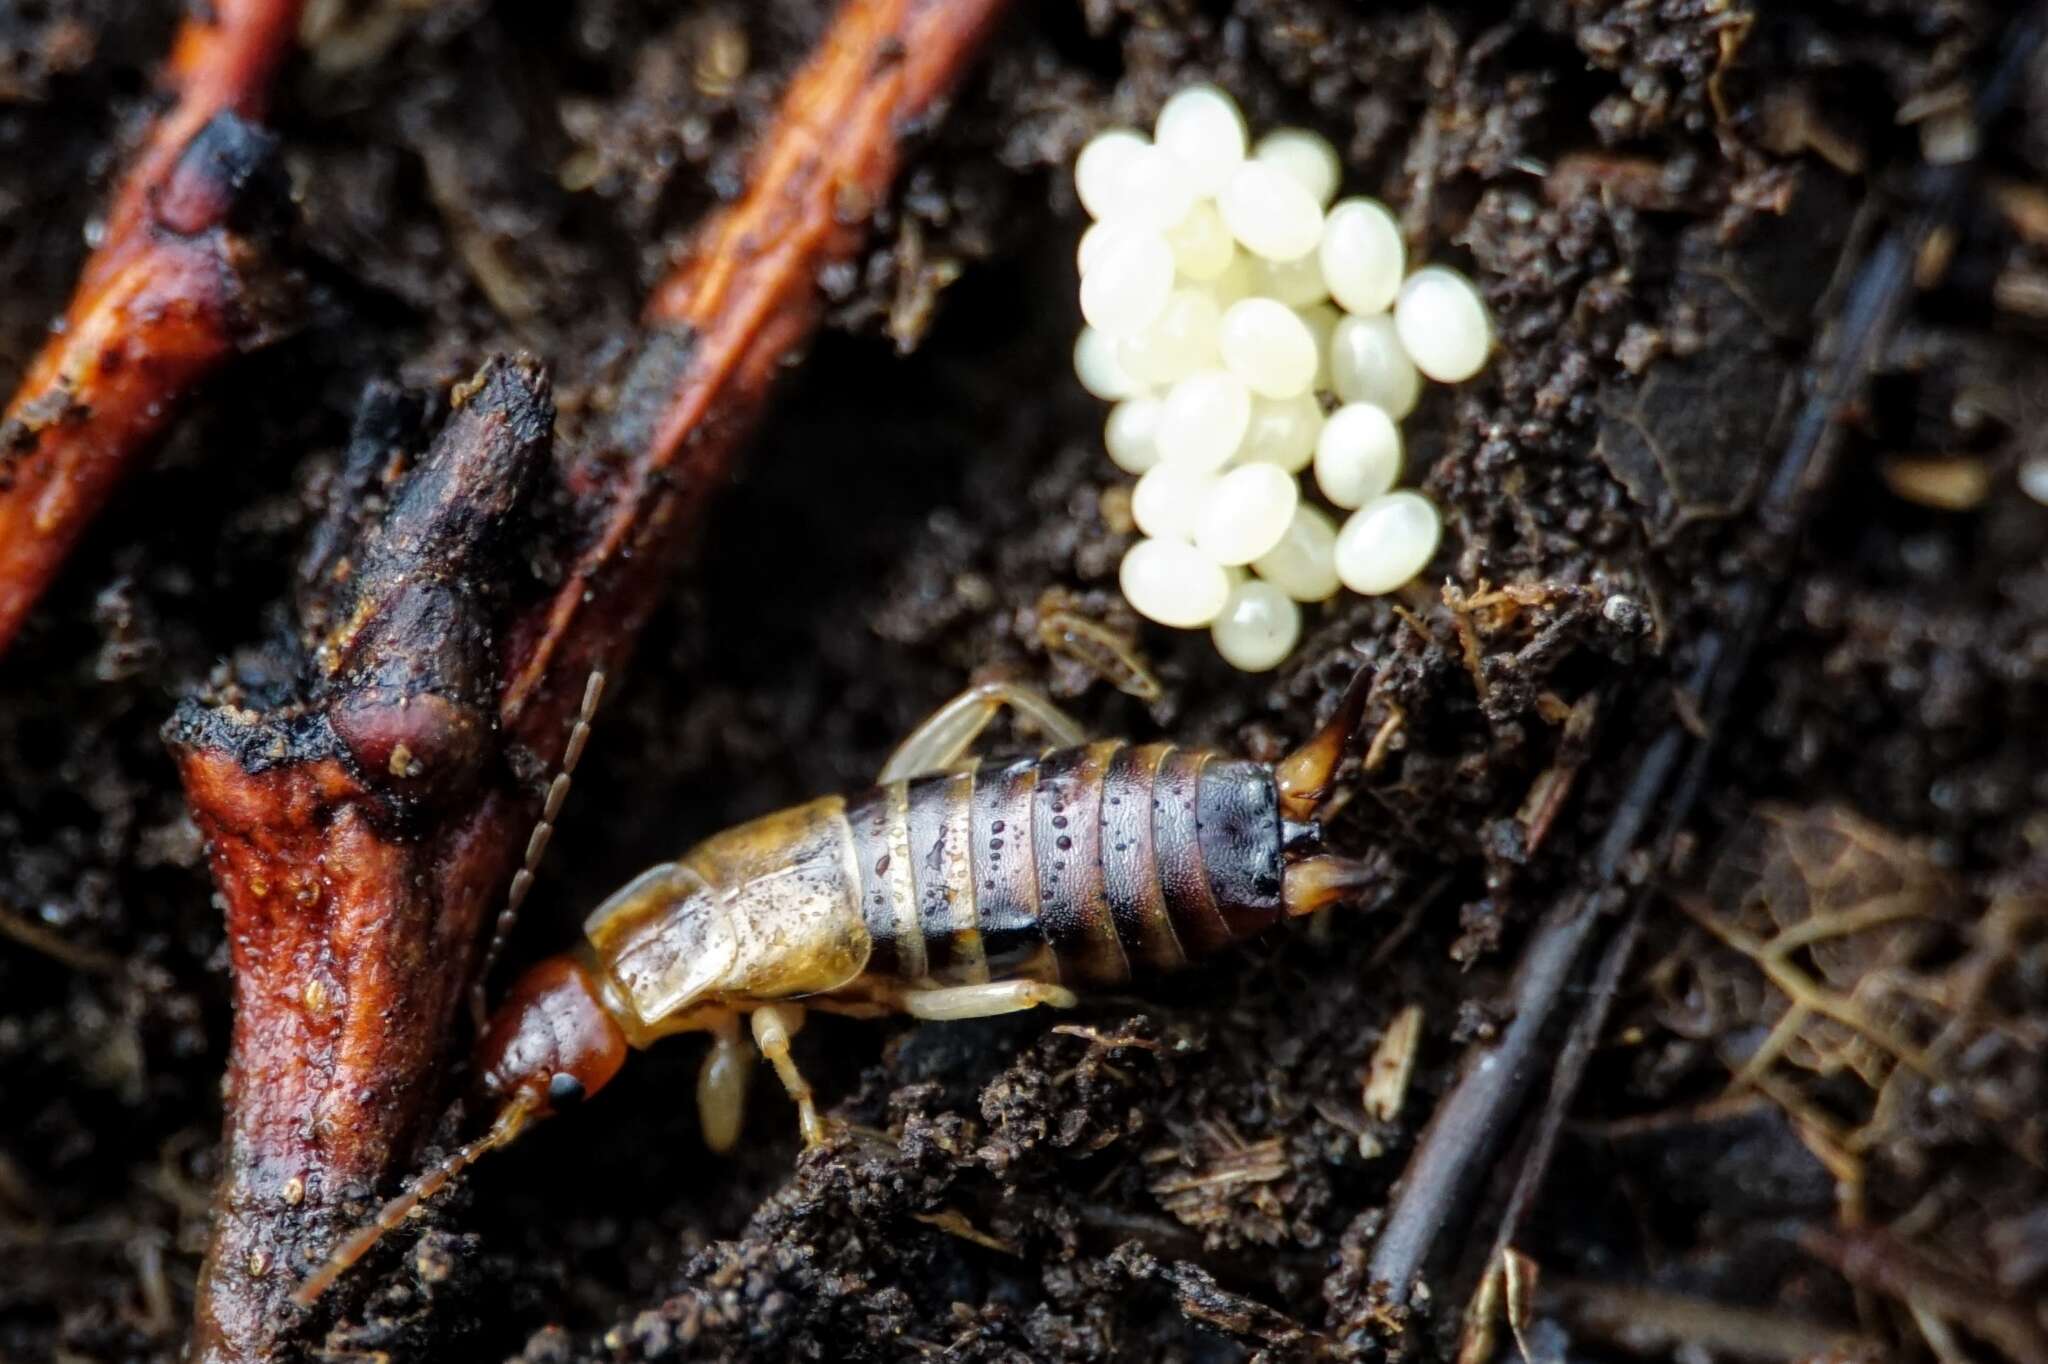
[294, 671, 1380, 1307]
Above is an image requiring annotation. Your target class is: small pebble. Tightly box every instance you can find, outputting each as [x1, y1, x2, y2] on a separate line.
[1211, 579, 1302, 671]
[1104, 397, 1163, 474]
[2021, 458, 2048, 506]
[1320, 198, 1404, 314]
[1334, 490, 1440, 595]
[1120, 288, 1222, 386]
[1131, 460, 1215, 540]
[1329, 312, 1421, 416]
[1073, 326, 1144, 401]
[1157, 369, 1252, 471]
[1218, 298, 1317, 399]
[1195, 462, 1298, 565]
[1254, 128, 1342, 207]
[1075, 129, 1146, 220]
[1394, 265, 1491, 382]
[1164, 202, 1235, 280]
[1080, 227, 1174, 336]
[1252, 503, 1341, 601]
[1236, 391, 1321, 473]
[1315, 403, 1402, 508]
[1218, 161, 1324, 262]
[1121, 538, 1231, 627]
[1154, 84, 1247, 196]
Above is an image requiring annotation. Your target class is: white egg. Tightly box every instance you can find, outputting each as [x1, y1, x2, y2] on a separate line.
[1101, 143, 1199, 231]
[1194, 462, 1299, 566]
[1079, 227, 1174, 336]
[1153, 84, 1247, 196]
[1236, 391, 1322, 473]
[1075, 129, 1147, 220]
[1131, 460, 1216, 541]
[1252, 503, 1341, 601]
[1218, 297, 1318, 399]
[1320, 197, 1405, 315]
[1119, 288, 1223, 386]
[1207, 250, 1256, 306]
[1393, 265, 1492, 382]
[1252, 252, 1330, 308]
[1076, 220, 1111, 275]
[1254, 127, 1342, 206]
[1334, 490, 1441, 595]
[1296, 302, 1340, 391]
[1074, 326, 1145, 400]
[1105, 397, 1164, 474]
[1314, 402, 1402, 509]
[1121, 538, 1232, 627]
[1157, 369, 1252, 471]
[1164, 201, 1235, 280]
[1218, 161, 1325, 262]
[1328, 312, 1421, 416]
[1211, 578, 1302, 671]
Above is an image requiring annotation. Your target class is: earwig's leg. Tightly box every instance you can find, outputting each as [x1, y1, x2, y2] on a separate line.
[897, 979, 1080, 1021]
[1274, 661, 1375, 822]
[878, 680, 1090, 783]
[749, 1003, 826, 1146]
[696, 1014, 753, 1154]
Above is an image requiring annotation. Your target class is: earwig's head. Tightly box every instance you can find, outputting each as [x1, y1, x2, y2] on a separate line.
[475, 955, 629, 1117]
[294, 956, 621, 1310]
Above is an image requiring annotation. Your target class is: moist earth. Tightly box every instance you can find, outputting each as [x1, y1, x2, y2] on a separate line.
[2, 2, 2044, 1361]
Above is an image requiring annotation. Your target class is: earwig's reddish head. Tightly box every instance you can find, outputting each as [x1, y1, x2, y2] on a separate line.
[475, 954, 629, 1116]
[293, 953, 628, 1310]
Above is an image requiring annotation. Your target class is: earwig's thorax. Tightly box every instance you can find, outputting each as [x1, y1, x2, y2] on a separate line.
[579, 796, 874, 1044]
[583, 862, 739, 1044]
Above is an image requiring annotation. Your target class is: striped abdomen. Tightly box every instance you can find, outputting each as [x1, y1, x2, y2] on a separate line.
[842, 743, 1285, 989]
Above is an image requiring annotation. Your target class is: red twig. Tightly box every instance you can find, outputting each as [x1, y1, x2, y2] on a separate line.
[0, 0, 302, 657]
[166, 3, 1009, 1359]
[498, 0, 1010, 752]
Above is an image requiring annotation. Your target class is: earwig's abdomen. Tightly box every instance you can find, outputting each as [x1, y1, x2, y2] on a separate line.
[846, 743, 1285, 992]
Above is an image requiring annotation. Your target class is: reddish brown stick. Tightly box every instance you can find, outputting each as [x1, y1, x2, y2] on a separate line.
[499, 0, 1009, 752]
[0, 0, 302, 657]
[168, 3, 1009, 1359]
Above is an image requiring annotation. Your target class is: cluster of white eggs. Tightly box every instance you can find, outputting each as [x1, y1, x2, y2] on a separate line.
[1071, 85, 1492, 672]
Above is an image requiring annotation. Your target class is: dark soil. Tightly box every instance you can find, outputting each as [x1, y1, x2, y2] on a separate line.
[4, 2, 2045, 1361]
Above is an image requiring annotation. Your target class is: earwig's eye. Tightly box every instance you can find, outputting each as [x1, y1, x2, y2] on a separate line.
[547, 1072, 587, 1108]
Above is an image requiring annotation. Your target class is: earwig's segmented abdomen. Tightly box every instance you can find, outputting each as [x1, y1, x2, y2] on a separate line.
[847, 743, 1285, 991]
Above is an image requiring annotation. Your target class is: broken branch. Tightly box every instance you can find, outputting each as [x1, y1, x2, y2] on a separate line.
[0, 0, 302, 657]
[166, 2, 1010, 1359]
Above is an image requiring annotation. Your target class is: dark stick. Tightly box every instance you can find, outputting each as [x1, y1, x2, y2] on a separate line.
[1364, 7, 2047, 1330]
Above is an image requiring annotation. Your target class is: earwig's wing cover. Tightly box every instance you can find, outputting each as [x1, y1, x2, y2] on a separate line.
[585, 864, 739, 1033]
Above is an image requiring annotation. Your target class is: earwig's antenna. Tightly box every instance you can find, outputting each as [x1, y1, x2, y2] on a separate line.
[471, 666, 607, 1031]
[291, 1090, 540, 1309]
